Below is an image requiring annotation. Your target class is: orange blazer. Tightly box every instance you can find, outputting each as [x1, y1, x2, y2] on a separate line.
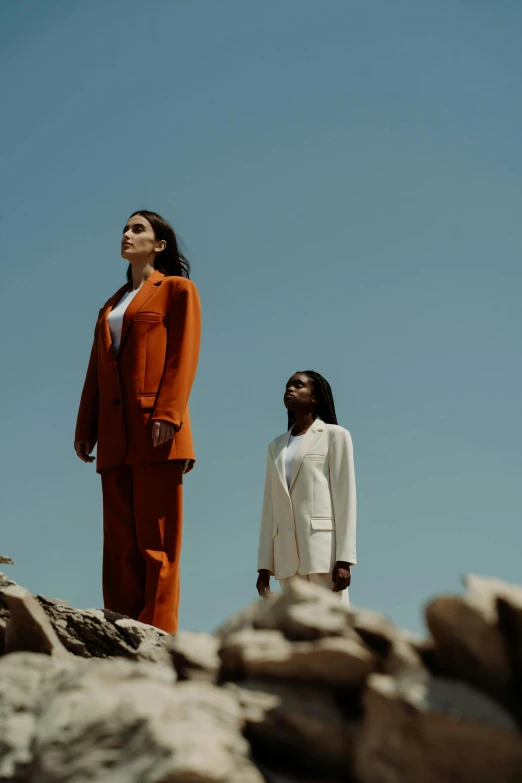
[75, 270, 202, 472]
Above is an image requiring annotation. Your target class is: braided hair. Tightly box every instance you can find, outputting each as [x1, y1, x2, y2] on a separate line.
[287, 370, 339, 430]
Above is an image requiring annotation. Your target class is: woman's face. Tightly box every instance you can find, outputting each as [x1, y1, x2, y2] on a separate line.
[121, 215, 165, 261]
[284, 373, 317, 412]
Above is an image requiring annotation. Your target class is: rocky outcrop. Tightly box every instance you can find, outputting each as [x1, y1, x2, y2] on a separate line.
[2, 558, 522, 782]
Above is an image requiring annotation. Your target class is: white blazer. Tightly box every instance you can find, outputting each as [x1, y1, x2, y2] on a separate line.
[257, 418, 357, 580]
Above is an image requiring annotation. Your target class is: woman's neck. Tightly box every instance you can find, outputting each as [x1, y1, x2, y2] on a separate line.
[291, 411, 316, 437]
[130, 260, 155, 291]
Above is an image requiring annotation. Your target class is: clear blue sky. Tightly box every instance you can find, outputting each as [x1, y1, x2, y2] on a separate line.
[1, 0, 521, 635]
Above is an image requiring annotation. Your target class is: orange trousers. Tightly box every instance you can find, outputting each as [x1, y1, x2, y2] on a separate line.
[100, 460, 183, 634]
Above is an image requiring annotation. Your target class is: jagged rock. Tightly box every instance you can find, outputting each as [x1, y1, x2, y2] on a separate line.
[214, 596, 277, 640]
[0, 652, 74, 781]
[168, 631, 220, 682]
[0, 556, 14, 565]
[353, 610, 424, 676]
[0, 577, 169, 661]
[425, 580, 512, 702]
[355, 671, 522, 783]
[0, 571, 16, 627]
[228, 679, 358, 778]
[254, 580, 353, 641]
[220, 628, 375, 686]
[3, 585, 70, 658]
[464, 575, 522, 675]
[29, 662, 263, 783]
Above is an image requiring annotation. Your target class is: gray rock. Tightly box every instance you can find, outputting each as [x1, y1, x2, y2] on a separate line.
[220, 628, 375, 686]
[3, 585, 70, 658]
[254, 579, 354, 640]
[167, 630, 220, 682]
[30, 664, 263, 783]
[355, 671, 522, 783]
[0, 652, 73, 781]
[0, 576, 169, 661]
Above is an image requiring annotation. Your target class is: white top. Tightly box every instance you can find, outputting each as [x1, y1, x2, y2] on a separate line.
[285, 432, 305, 488]
[107, 289, 140, 352]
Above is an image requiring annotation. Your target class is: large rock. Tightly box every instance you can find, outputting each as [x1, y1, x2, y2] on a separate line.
[3, 585, 70, 658]
[425, 577, 512, 702]
[0, 574, 169, 661]
[31, 664, 262, 783]
[355, 671, 522, 783]
[229, 679, 358, 779]
[0, 651, 263, 783]
[352, 609, 424, 676]
[168, 631, 220, 682]
[220, 628, 375, 686]
[253, 580, 354, 641]
[0, 652, 74, 781]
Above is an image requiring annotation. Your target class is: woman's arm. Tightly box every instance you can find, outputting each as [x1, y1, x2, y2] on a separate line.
[151, 278, 202, 428]
[74, 325, 100, 459]
[257, 444, 275, 589]
[330, 428, 357, 567]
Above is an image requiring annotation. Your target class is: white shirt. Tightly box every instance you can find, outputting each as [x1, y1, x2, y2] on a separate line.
[285, 432, 305, 488]
[107, 289, 139, 352]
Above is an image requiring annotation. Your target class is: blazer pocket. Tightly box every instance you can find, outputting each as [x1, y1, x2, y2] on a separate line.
[304, 454, 326, 462]
[272, 523, 279, 538]
[310, 517, 334, 531]
[140, 394, 156, 410]
[134, 313, 163, 323]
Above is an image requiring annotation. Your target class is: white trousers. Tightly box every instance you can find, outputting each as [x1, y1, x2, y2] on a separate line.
[278, 572, 349, 603]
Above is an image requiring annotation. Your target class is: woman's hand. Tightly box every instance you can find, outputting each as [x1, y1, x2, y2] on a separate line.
[257, 569, 271, 599]
[332, 561, 351, 592]
[152, 420, 179, 448]
[74, 441, 95, 463]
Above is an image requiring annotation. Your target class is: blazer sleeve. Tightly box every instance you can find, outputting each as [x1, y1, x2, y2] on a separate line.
[151, 278, 202, 427]
[329, 428, 357, 565]
[75, 325, 100, 446]
[257, 444, 275, 574]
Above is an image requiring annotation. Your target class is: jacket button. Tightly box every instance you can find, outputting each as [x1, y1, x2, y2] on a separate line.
[288, 525, 294, 532]
[114, 397, 121, 405]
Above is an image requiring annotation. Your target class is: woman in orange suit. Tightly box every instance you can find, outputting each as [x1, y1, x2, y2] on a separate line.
[74, 210, 201, 634]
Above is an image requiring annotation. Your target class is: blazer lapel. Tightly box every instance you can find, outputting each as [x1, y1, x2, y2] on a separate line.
[117, 270, 164, 356]
[99, 284, 129, 357]
[289, 418, 325, 491]
[274, 431, 292, 497]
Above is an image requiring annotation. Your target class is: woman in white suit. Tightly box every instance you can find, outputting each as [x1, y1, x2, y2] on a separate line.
[257, 371, 356, 599]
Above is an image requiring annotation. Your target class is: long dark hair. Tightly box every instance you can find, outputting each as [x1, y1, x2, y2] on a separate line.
[287, 370, 339, 430]
[125, 210, 191, 284]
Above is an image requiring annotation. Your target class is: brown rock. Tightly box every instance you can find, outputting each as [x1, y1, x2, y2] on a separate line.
[229, 679, 358, 779]
[425, 585, 511, 702]
[353, 610, 424, 676]
[355, 671, 522, 783]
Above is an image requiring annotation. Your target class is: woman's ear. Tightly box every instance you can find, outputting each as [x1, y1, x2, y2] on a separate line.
[155, 239, 167, 253]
